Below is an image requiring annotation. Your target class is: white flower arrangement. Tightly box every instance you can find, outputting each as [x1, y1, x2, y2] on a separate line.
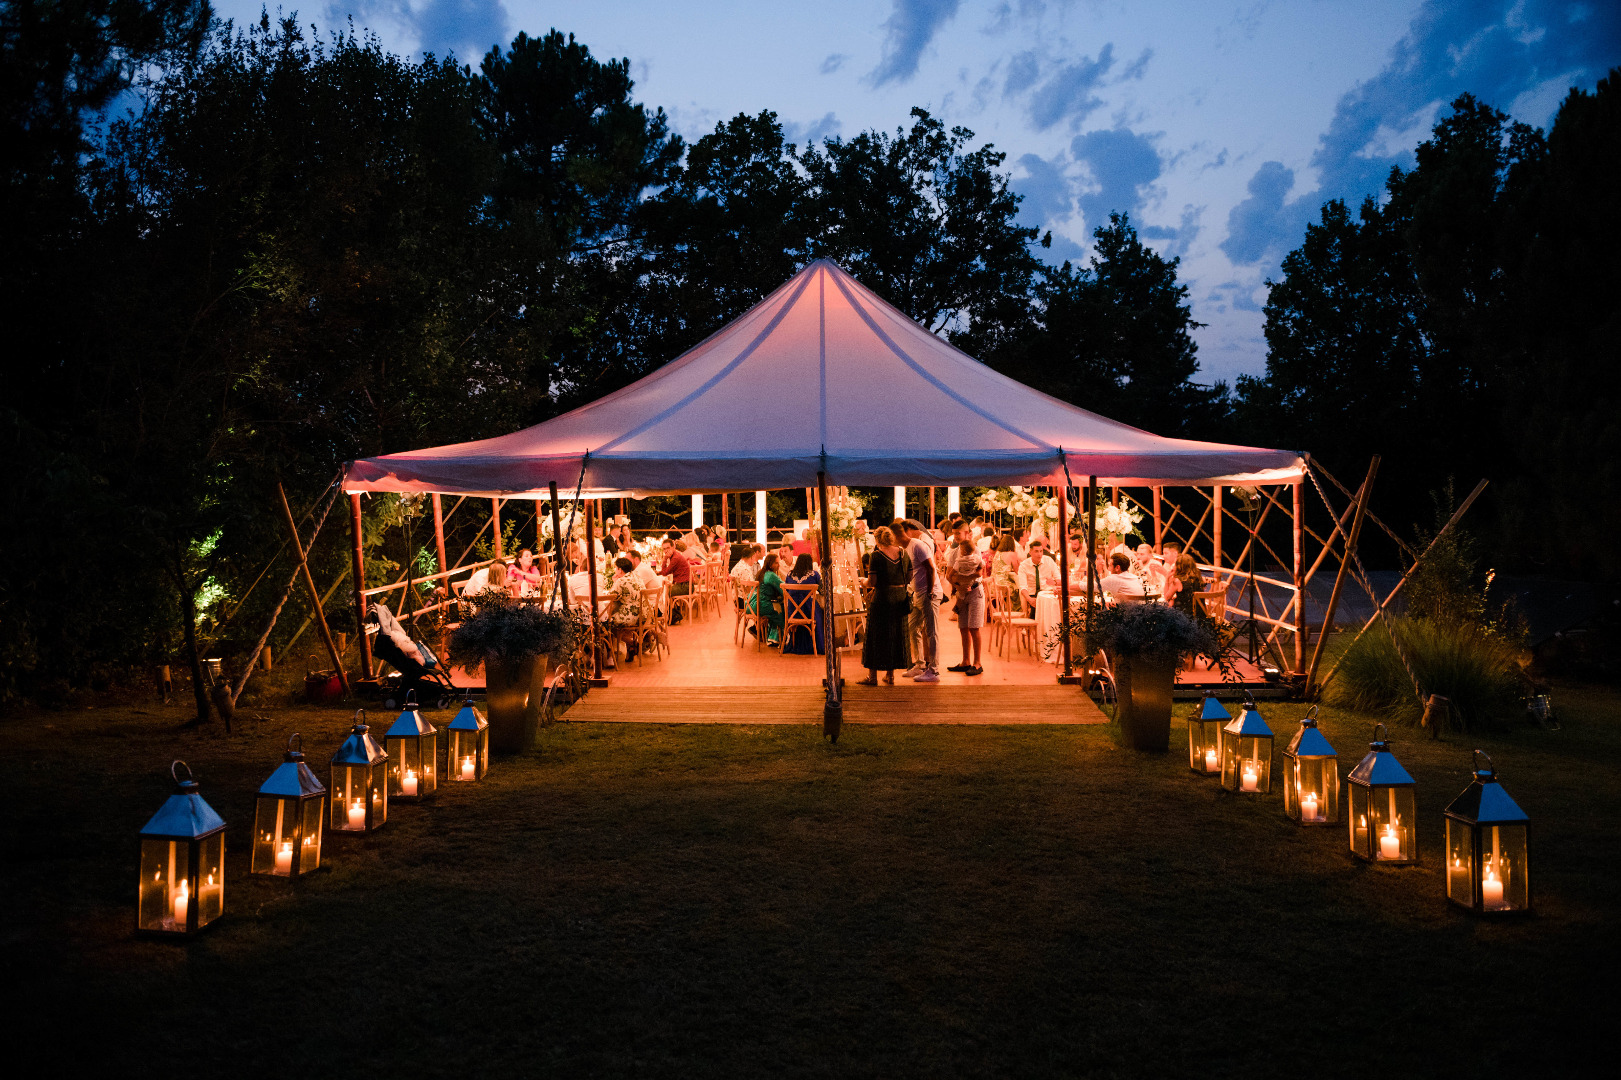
[1007, 490, 1040, 519]
[539, 504, 585, 540]
[826, 490, 866, 541]
[610, 513, 630, 527]
[975, 489, 1007, 512]
[1040, 498, 1077, 523]
[1090, 494, 1145, 541]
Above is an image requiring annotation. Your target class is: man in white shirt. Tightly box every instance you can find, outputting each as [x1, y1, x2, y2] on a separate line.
[627, 549, 662, 596]
[730, 544, 764, 609]
[1016, 539, 1062, 615]
[1100, 552, 1147, 603]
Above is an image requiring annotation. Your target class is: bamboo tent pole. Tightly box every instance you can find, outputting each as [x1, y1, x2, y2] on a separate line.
[432, 494, 449, 582]
[350, 494, 373, 679]
[817, 468, 842, 742]
[585, 498, 607, 687]
[491, 498, 502, 560]
[1293, 481, 1305, 673]
[1304, 457, 1378, 698]
[279, 483, 347, 693]
[1086, 476, 1097, 660]
[1058, 482, 1073, 679]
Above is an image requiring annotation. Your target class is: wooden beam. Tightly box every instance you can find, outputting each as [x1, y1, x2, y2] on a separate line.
[1293, 480, 1305, 672]
[585, 497, 607, 687]
[350, 494, 373, 679]
[280, 483, 347, 693]
[491, 498, 503, 560]
[1304, 457, 1378, 698]
[1058, 483, 1073, 679]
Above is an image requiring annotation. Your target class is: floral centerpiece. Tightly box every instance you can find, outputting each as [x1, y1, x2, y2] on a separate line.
[1006, 486, 1040, 520]
[539, 503, 585, 541]
[1040, 498, 1076, 526]
[825, 490, 866, 542]
[975, 488, 1008, 513]
[1090, 494, 1146, 546]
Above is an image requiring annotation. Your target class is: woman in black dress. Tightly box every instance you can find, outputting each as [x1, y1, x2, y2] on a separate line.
[860, 526, 913, 684]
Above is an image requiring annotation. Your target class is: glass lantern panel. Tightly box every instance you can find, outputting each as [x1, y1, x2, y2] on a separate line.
[139, 838, 188, 932]
[1368, 785, 1417, 862]
[332, 766, 370, 832]
[1446, 818, 1475, 906]
[1348, 786, 1372, 858]
[1484, 823, 1529, 912]
[1237, 737, 1269, 793]
[419, 733, 437, 795]
[451, 731, 477, 781]
[197, 833, 224, 928]
[1283, 758, 1298, 815]
[1293, 759, 1337, 823]
[371, 762, 388, 826]
[1194, 723, 1222, 773]
[390, 738, 422, 797]
[299, 797, 324, 872]
[251, 795, 288, 875]
[1220, 731, 1240, 789]
[477, 729, 489, 777]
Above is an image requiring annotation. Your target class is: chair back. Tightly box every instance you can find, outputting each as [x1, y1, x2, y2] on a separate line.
[783, 583, 818, 623]
[1192, 588, 1226, 619]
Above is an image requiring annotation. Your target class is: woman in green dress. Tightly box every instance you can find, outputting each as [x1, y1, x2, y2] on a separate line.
[860, 526, 913, 684]
[747, 552, 786, 645]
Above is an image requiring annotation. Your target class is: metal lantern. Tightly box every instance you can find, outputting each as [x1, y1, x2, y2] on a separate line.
[1282, 706, 1340, 825]
[330, 710, 388, 833]
[1347, 723, 1417, 864]
[1219, 692, 1274, 794]
[384, 691, 438, 801]
[446, 696, 489, 782]
[1444, 750, 1530, 914]
[251, 733, 326, 878]
[1188, 694, 1231, 775]
[137, 761, 226, 936]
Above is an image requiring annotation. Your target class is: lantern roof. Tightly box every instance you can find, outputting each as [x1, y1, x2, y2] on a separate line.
[259, 759, 326, 799]
[1223, 700, 1272, 738]
[1444, 753, 1528, 824]
[1196, 695, 1232, 722]
[1285, 708, 1335, 758]
[446, 698, 487, 732]
[385, 708, 437, 740]
[1348, 747, 1414, 786]
[332, 716, 388, 766]
[141, 763, 226, 840]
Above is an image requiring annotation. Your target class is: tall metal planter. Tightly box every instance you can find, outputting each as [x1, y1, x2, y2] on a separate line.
[484, 656, 546, 753]
[1116, 654, 1175, 751]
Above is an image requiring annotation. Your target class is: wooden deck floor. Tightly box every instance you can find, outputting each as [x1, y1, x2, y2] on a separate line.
[561, 683, 1107, 725]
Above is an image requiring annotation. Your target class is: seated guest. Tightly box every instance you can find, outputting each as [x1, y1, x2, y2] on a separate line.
[730, 544, 764, 608]
[1100, 552, 1147, 604]
[991, 533, 1020, 592]
[776, 540, 795, 568]
[1165, 552, 1207, 615]
[628, 549, 661, 597]
[1016, 539, 1061, 615]
[463, 559, 509, 599]
[601, 556, 644, 666]
[658, 538, 692, 623]
[510, 549, 542, 595]
[781, 554, 823, 654]
[747, 553, 785, 646]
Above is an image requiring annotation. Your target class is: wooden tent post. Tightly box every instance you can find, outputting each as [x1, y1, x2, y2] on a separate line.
[1057, 483, 1075, 681]
[1304, 457, 1379, 698]
[817, 469, 842, 742]
[535, 500, 544, 549]
[585, 498, 608, 687]
[1086, 475, 1098, 654]
[432, 494, 448, 581]
[1153, 487, 1162, 549]
[350, 494, 373, 679]
[930, 487, 936, 530]
[547, 482, 564, 576]
[491, 498, 502, 560]
[279, 484, 347, 693]
[1212, 486, 1222, 571]
[1293, 480, 1305, 673]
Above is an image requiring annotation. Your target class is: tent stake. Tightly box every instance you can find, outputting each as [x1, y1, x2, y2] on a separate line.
[1304, 457, 1378, 698]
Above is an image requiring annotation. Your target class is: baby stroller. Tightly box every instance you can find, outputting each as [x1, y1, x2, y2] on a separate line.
[367, 602, 459, 708]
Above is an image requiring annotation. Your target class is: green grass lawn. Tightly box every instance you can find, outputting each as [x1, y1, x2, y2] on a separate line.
[7, 678, 1617, 1076]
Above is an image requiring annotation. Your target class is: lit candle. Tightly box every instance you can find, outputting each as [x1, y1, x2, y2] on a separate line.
[1482, 869, 1505, 909]
[1204, 748, 1218, 773]
[402, 769, 418, 797]
[1241, 763, 1258, 792]
[1379, 824, 1401, 860]
[347, 798, 365, 830]
[460, 755, 476, 780]
[172, 879, 189, 925]
[274, 841, 293, 873]
[1301, 792, 1319, 821]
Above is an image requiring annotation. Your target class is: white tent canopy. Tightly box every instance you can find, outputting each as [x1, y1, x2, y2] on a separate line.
[345, 260, 1302, 497]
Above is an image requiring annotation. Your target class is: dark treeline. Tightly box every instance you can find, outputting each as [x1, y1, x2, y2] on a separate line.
[2, 3, 1616, 705]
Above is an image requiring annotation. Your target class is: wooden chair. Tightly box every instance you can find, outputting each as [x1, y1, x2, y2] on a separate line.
[990, 582, 1038, 658]
[668, 578, 700, 624]
[734, 581, 761, 646]
[782, 583, 821, 655]
[630, 584, 666, 666]
[1190, 587, 1228, 670]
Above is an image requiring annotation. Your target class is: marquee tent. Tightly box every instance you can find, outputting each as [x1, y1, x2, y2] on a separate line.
[344, 259, 1302, 497]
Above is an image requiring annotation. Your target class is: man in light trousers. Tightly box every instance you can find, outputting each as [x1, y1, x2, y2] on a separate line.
[902, 519, 938, 682]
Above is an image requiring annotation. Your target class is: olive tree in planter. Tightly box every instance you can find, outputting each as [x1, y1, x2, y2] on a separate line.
[447, 594, 581, 753]
[1087, 604, 1219, 751]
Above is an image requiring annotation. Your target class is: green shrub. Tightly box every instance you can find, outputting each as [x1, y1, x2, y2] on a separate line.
[446, 593, 582, 675]
[1327, 617, 1527, 730]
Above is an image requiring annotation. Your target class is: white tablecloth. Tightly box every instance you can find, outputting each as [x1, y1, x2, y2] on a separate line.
[1034, 592, 1086, 663]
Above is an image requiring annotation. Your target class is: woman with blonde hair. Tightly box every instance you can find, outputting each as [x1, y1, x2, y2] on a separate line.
[859, 526, 912, 684]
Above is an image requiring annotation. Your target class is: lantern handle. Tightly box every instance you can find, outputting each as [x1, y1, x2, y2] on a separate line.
[353, 708, 367, 728]
[404, 689, 418, 707]
[170, 760, 194, 785]
[1303, 705, 1318, 723]
[287, 732, 302, 754]
[1242, 690, 1256, 708]
[1472, 748, 1495, 776]
[1372, 721, 1389, 744]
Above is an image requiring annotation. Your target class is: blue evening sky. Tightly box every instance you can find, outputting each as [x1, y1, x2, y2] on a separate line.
[213, 1, 1620, 384]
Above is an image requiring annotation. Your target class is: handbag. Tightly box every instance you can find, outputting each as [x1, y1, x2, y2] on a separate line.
[303, 654, 343, 703]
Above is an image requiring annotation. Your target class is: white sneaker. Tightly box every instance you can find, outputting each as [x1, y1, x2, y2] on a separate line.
[914, 668, 940, 682]
[903, 663, 925, 678]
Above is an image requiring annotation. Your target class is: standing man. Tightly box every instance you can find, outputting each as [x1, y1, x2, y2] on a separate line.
[901, 519, 939, 682]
